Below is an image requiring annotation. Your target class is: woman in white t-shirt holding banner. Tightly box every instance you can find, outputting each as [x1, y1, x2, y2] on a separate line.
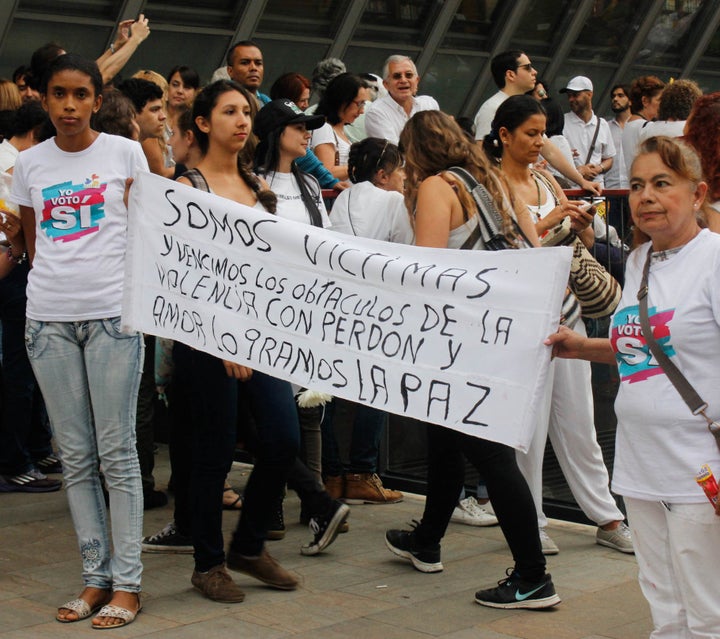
[11, 54, 147, 628]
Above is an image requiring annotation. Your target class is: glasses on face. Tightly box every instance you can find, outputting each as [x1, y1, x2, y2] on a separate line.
[351, 99, 366, 108]
[391, 72, 416, 81]
[517, 63, 534, 72]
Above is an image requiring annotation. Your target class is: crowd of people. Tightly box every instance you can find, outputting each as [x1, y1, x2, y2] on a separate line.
[0, 15, 719, 637]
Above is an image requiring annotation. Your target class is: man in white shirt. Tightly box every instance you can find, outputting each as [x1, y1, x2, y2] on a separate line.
[561, 76, 615, 188]
[474, 50, 537, 141]
[364, 55, 438, 144]
[473, 51, 600, 194]
[604, 84, 630, 191]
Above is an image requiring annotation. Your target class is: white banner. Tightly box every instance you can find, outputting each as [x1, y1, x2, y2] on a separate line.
[123, 171, 571, 451]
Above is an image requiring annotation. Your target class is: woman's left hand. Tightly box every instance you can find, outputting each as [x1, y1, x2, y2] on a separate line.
[566, 200, 594, 232]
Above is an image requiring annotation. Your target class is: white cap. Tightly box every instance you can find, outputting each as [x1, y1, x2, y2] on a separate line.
[560, 76, 593, 93]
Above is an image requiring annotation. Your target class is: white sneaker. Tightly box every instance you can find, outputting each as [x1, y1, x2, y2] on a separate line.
[539, 528, 559, 555]
[596, 521, 634, 554]
[451, 496, 499, 527]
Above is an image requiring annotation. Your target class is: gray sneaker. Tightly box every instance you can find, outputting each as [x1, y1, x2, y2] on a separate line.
[596, 522, 634, 554]
[539, 528, 559, 555]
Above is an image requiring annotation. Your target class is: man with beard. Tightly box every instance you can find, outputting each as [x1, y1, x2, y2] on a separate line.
[561, 76, 615, 189]
[604, 84, 631, 192]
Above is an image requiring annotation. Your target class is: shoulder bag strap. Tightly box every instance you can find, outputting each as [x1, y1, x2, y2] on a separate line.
[181, 168, 211, 193]
[584, 116, 602, 166]
[637, 246, 720, 448]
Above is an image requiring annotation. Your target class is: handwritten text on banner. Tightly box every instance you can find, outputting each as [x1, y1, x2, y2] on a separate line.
[123, 171, 571, 451]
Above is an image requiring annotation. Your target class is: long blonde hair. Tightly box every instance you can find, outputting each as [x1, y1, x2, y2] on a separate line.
[399, 110, 518, 242]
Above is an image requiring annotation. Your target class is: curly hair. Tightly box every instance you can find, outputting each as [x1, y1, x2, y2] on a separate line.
[657, 79, 701, 121]
[628, 75, 665, 115]
[399, 110, 518, 242]
[684, 92, 720, 202]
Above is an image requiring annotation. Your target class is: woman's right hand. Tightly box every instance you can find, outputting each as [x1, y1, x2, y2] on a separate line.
[223, 360, 253, 381]
[544, 325, 586, 359]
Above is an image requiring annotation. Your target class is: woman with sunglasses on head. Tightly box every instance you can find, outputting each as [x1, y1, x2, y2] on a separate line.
[547, 136, 720, 637]
[486, 94, 632, 557]
[384, 109, 560, 611]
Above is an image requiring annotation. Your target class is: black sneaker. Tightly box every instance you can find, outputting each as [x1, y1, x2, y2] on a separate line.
[142, 522, 193, 553]
[35, 454, 63, 474]
[474, 569, 561, 609]
[385, 522, 443, 573]
[0, 468, 62, 493]
[301, 500, 350, 556]
[266, 500, 286, 541]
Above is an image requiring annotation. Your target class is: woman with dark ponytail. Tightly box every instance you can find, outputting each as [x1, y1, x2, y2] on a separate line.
[331, 137, 413, 242]
[254, 99, 329, 227]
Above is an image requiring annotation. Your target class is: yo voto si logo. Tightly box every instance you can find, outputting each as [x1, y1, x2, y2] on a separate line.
[41, 174, 107, 242]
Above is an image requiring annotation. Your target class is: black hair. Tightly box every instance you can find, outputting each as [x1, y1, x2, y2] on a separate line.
[92, 88, 136, 139]
[254, 126, 323, 227]
[167, 65, 200, 90]
[490, 50, 524, 89]
[12, 65, 31, 85]
[31, 42, 64, 90]
[348, 137, 402, 184]
[483, 94, 546, 160]
[542, 99, 564, 137]
[40, 53, 102, 97]
[117, 77, 163, 113]
[192, 79, 276, 213]
[176, 107, 194, 134]
[610, 83, 631, 97]
[316, 73, 366, 125]
[226, 40, 261, 66]
[0, 110, 15, 140]
[8, 100, 48, 137]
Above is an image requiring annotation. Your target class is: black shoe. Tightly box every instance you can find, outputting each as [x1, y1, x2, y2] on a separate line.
[301, 500, 350, 556]
[385, 522, 443, 573]
[143, 489, 168, 510]
[474, 569, 561, 609]
[35, 454, 62, 474]
[142, 522, 193, 554]
[0, 469, 62, 493]
[267, 500, 286, 540]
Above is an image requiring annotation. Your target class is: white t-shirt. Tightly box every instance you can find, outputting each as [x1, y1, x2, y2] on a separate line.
[473, 90, 509, 141]
[364, 94, 439, 144]
[544, 135, 574, 183]
[610, 230, 720, 502]
[263, 170, 330, 228]
[330, 181, 413, 244]
[621, 119, 646, 173]
[604, 118, 629, 190]
[11, 133, 149, 321]
[0, 139, 19, 173]
[562, 111, 616, 188]
[309, 123, 350, 168]
[636, 119, 686, 145]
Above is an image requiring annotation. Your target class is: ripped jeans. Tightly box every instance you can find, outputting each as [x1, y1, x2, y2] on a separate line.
[25, 318, 144, 592]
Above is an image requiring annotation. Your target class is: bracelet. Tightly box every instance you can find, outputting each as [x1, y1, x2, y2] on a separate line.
[110, 43, 116, 54]
[7, 246, 27, 264]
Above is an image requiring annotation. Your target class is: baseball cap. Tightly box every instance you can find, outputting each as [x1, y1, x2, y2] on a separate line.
[254, 99, 325, 139]
[559, 76, 593, 93]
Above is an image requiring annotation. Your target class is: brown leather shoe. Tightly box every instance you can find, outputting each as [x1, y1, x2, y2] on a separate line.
[226, 547, 299, 590]
[191, 564, 245, 603]
[323, 475, 344, 500]
[344, 473, 403, 504]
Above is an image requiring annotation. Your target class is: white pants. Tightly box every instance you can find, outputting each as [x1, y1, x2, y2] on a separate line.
[625, 497, 720, 638]
[517, 322, 623, 529]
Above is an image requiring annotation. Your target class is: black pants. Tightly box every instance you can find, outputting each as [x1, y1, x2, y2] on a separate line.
[416, 423, 546, 582]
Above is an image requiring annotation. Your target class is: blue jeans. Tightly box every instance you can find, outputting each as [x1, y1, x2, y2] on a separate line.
[25, 318, 144, 592]
[321, 398, 387, 476]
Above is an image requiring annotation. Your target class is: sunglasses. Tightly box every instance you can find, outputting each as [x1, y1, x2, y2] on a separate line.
[517, 63, 534, 71]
